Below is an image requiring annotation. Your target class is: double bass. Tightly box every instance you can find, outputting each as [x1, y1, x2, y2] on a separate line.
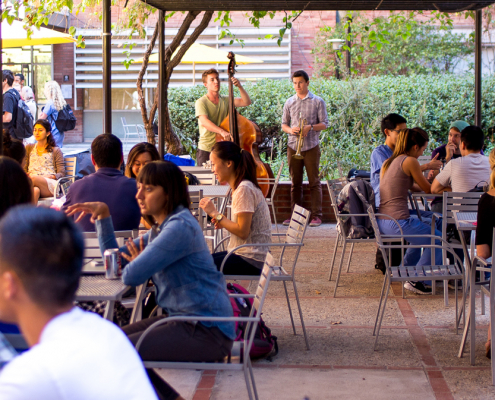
[216, 52, 274, 197]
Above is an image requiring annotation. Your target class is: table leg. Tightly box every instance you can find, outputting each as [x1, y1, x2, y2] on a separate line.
[103, 300, 115, 321]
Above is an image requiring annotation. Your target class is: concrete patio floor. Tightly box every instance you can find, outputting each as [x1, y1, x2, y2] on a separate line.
[157, 224, 495, 400]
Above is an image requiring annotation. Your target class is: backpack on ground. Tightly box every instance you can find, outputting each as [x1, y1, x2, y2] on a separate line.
[55, 104, 77, 132]
[227, 282, 278, 360]
[184, 171, 200, 185]
[6, 91, 33, 139]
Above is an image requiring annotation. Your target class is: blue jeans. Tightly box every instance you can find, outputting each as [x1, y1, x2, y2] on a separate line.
[377, 215, 443, 269]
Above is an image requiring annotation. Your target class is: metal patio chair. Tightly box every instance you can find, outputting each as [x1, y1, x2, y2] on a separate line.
[367, 205, 463, 350]
[326, 179, 377, 297]
[214, 204, 311, 350]
[121, 117, 145, 148]
[38, 156, 77, 207]
[135, 253, 276, 400]
[258, 161, 285, 234]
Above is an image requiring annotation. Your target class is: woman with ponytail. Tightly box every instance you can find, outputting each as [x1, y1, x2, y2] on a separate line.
[199, 141, 271, 275]
[378, 128, 443, 295]
[476, 148, 495, 358]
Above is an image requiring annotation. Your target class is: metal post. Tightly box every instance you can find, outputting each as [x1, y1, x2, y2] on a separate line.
[475, 9, 482, 128]
[158, 10, 166, 158]
[0, 5, 3, 155]
[102, 0, 112, 134]
[345, 16, 351, 75]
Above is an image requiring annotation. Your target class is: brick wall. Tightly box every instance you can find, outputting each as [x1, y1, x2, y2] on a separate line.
[52, 43, 83, 143]
[272, 181, 336, 223]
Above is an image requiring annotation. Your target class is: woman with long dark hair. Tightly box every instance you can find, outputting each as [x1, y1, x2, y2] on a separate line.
[378, 128, 443, 295]
[125, 142, 160, 179]
[0, 156, 32, 218]
[199, 141, 272, 275]
[2, 130, 26, 165]
[67, 161, 234, 400]
[24, 119, 66, 202]
[24, 119, 65, 203]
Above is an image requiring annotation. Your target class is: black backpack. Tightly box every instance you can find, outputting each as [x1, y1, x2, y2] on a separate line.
[55, 104, 77, 132]
[6, 90, 33, 139]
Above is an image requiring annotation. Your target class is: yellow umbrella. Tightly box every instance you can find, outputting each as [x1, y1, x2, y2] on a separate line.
[135, 43, 263, 84]
[2, 20, 77, 48]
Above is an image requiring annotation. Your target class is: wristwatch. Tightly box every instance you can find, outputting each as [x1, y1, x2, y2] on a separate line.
[213, 213, 224, 223]
[310, 124, 314, 131]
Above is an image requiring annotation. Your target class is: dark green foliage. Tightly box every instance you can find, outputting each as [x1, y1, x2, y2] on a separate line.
[168, 75, 495, 179]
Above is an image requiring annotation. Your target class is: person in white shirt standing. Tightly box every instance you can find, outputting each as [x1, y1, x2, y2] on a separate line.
[0, 206, 163, 400]
[432, 125, 491, 195]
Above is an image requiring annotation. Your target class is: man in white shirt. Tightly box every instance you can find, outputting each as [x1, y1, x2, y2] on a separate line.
[432, 125, 491, 195]
[0, 206, 165, 400]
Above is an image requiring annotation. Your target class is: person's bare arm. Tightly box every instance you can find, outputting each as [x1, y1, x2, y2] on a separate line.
[198, 115, 231, 140]
[431, 178, 451, 194]
[214, 212, 253, 240]
[420, 154, 442, 171]
[3, 112, 12, 123]
[402, 157, 432, 193]
[39, 111, 48, 119]
[232, 78, 251, 107]
[477, 244, 491, 259]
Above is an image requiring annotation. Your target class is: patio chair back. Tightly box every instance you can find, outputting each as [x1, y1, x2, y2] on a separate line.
[258, 161, 284, 233]
[37, 157, 78, 206]
[83, 230, 137, 260]
[279, 205, 311, 269]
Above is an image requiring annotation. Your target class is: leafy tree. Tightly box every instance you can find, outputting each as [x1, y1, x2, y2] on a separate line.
[2, 1, 300, 153]
[314, 11, 474, 77]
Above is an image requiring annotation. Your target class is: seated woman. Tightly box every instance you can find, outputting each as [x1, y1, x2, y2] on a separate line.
[125, 142, 161, 179]
[0, 156, 32, 346]
[199, 141, 272, 276]
[378, 128, 443, 295]
[66, 161, 234, 400]
[3, 130, 26, 166]
[24, 119, 66, 203]
[125, 142, 161, 230]
[476, 148, 495, 358]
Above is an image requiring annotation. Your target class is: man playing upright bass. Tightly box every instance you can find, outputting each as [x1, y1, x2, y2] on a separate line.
[281, 70, 329, 227]
[195, 68, 252, 167]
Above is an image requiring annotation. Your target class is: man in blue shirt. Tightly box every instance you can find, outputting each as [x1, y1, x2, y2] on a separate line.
[63, 134, 141, 232]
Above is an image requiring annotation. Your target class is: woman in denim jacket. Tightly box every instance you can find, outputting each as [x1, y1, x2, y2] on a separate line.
[67, 161, 235, 400]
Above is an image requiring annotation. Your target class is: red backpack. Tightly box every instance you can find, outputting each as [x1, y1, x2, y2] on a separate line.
[227, 283, 278, 360]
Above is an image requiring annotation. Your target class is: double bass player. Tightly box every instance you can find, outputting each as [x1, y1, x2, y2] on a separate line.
[195, 68, 252, 167]
[281, 70, 329, 227]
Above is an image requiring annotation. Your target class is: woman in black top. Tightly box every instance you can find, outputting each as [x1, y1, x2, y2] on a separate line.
[476, 148, 495, 358]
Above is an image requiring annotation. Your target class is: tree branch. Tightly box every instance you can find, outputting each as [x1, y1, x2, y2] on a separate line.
[167, 11, 214, 75]
[166, 11, 201, 58]
[136, 21, 159, 130]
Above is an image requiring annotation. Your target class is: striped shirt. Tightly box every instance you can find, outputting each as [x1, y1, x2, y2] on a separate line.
[435, 153, 491, 192]
[281, 91, 329, 152]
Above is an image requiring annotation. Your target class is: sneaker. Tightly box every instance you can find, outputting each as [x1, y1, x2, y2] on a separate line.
[309, 217, 322, 227]
[404, 281, 432, 295]
[282, 219, 291, 226]
[447, 280, 463, 290]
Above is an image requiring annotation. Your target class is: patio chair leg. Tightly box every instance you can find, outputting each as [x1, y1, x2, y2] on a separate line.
[374, 279, 392, 351]
[292, 280, 310, 350]
[271, 202, 280, 237]
[328, 233, 341, 281]
[481, 270, 486, 316]
[373, 273, 389, 336]
[346, 242, 355, 273]
[333, 241, 348, 297]
[247, 357, 259, 400]
[283, 281, 297, 335]
[455, 279, 459, 335]
[490, 283, 495, 385]
[243, 362, 255, 400]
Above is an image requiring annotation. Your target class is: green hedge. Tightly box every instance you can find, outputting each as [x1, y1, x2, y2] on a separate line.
[168, 74, 495, 179]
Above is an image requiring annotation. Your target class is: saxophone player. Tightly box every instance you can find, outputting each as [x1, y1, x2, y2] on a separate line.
[281, 70, 329, 227]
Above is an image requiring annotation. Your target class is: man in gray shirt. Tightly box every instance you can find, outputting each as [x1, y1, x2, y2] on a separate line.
[281, 70, 329, 227]
[432, 125, 490, 197]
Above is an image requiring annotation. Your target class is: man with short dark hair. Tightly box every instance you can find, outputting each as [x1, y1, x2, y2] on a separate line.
[0, 206, 158, 399]
[63, 134, 141, 231]
[2, 70, 21, 140]
[281, 70, 329, 227]
[432, 125, 490, 194]
[195, 68, 252, 166]
[14, 73, 24, 90]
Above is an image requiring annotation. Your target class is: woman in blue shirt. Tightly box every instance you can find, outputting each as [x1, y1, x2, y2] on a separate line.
[39, 81, 66, 147]
[67, 161, 234, 400]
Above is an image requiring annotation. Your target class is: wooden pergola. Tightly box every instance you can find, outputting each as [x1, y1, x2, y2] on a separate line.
[1, 1, 494, 155]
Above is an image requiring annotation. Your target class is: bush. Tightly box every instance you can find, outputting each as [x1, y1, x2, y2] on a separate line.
[168, 74, 495, 179]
